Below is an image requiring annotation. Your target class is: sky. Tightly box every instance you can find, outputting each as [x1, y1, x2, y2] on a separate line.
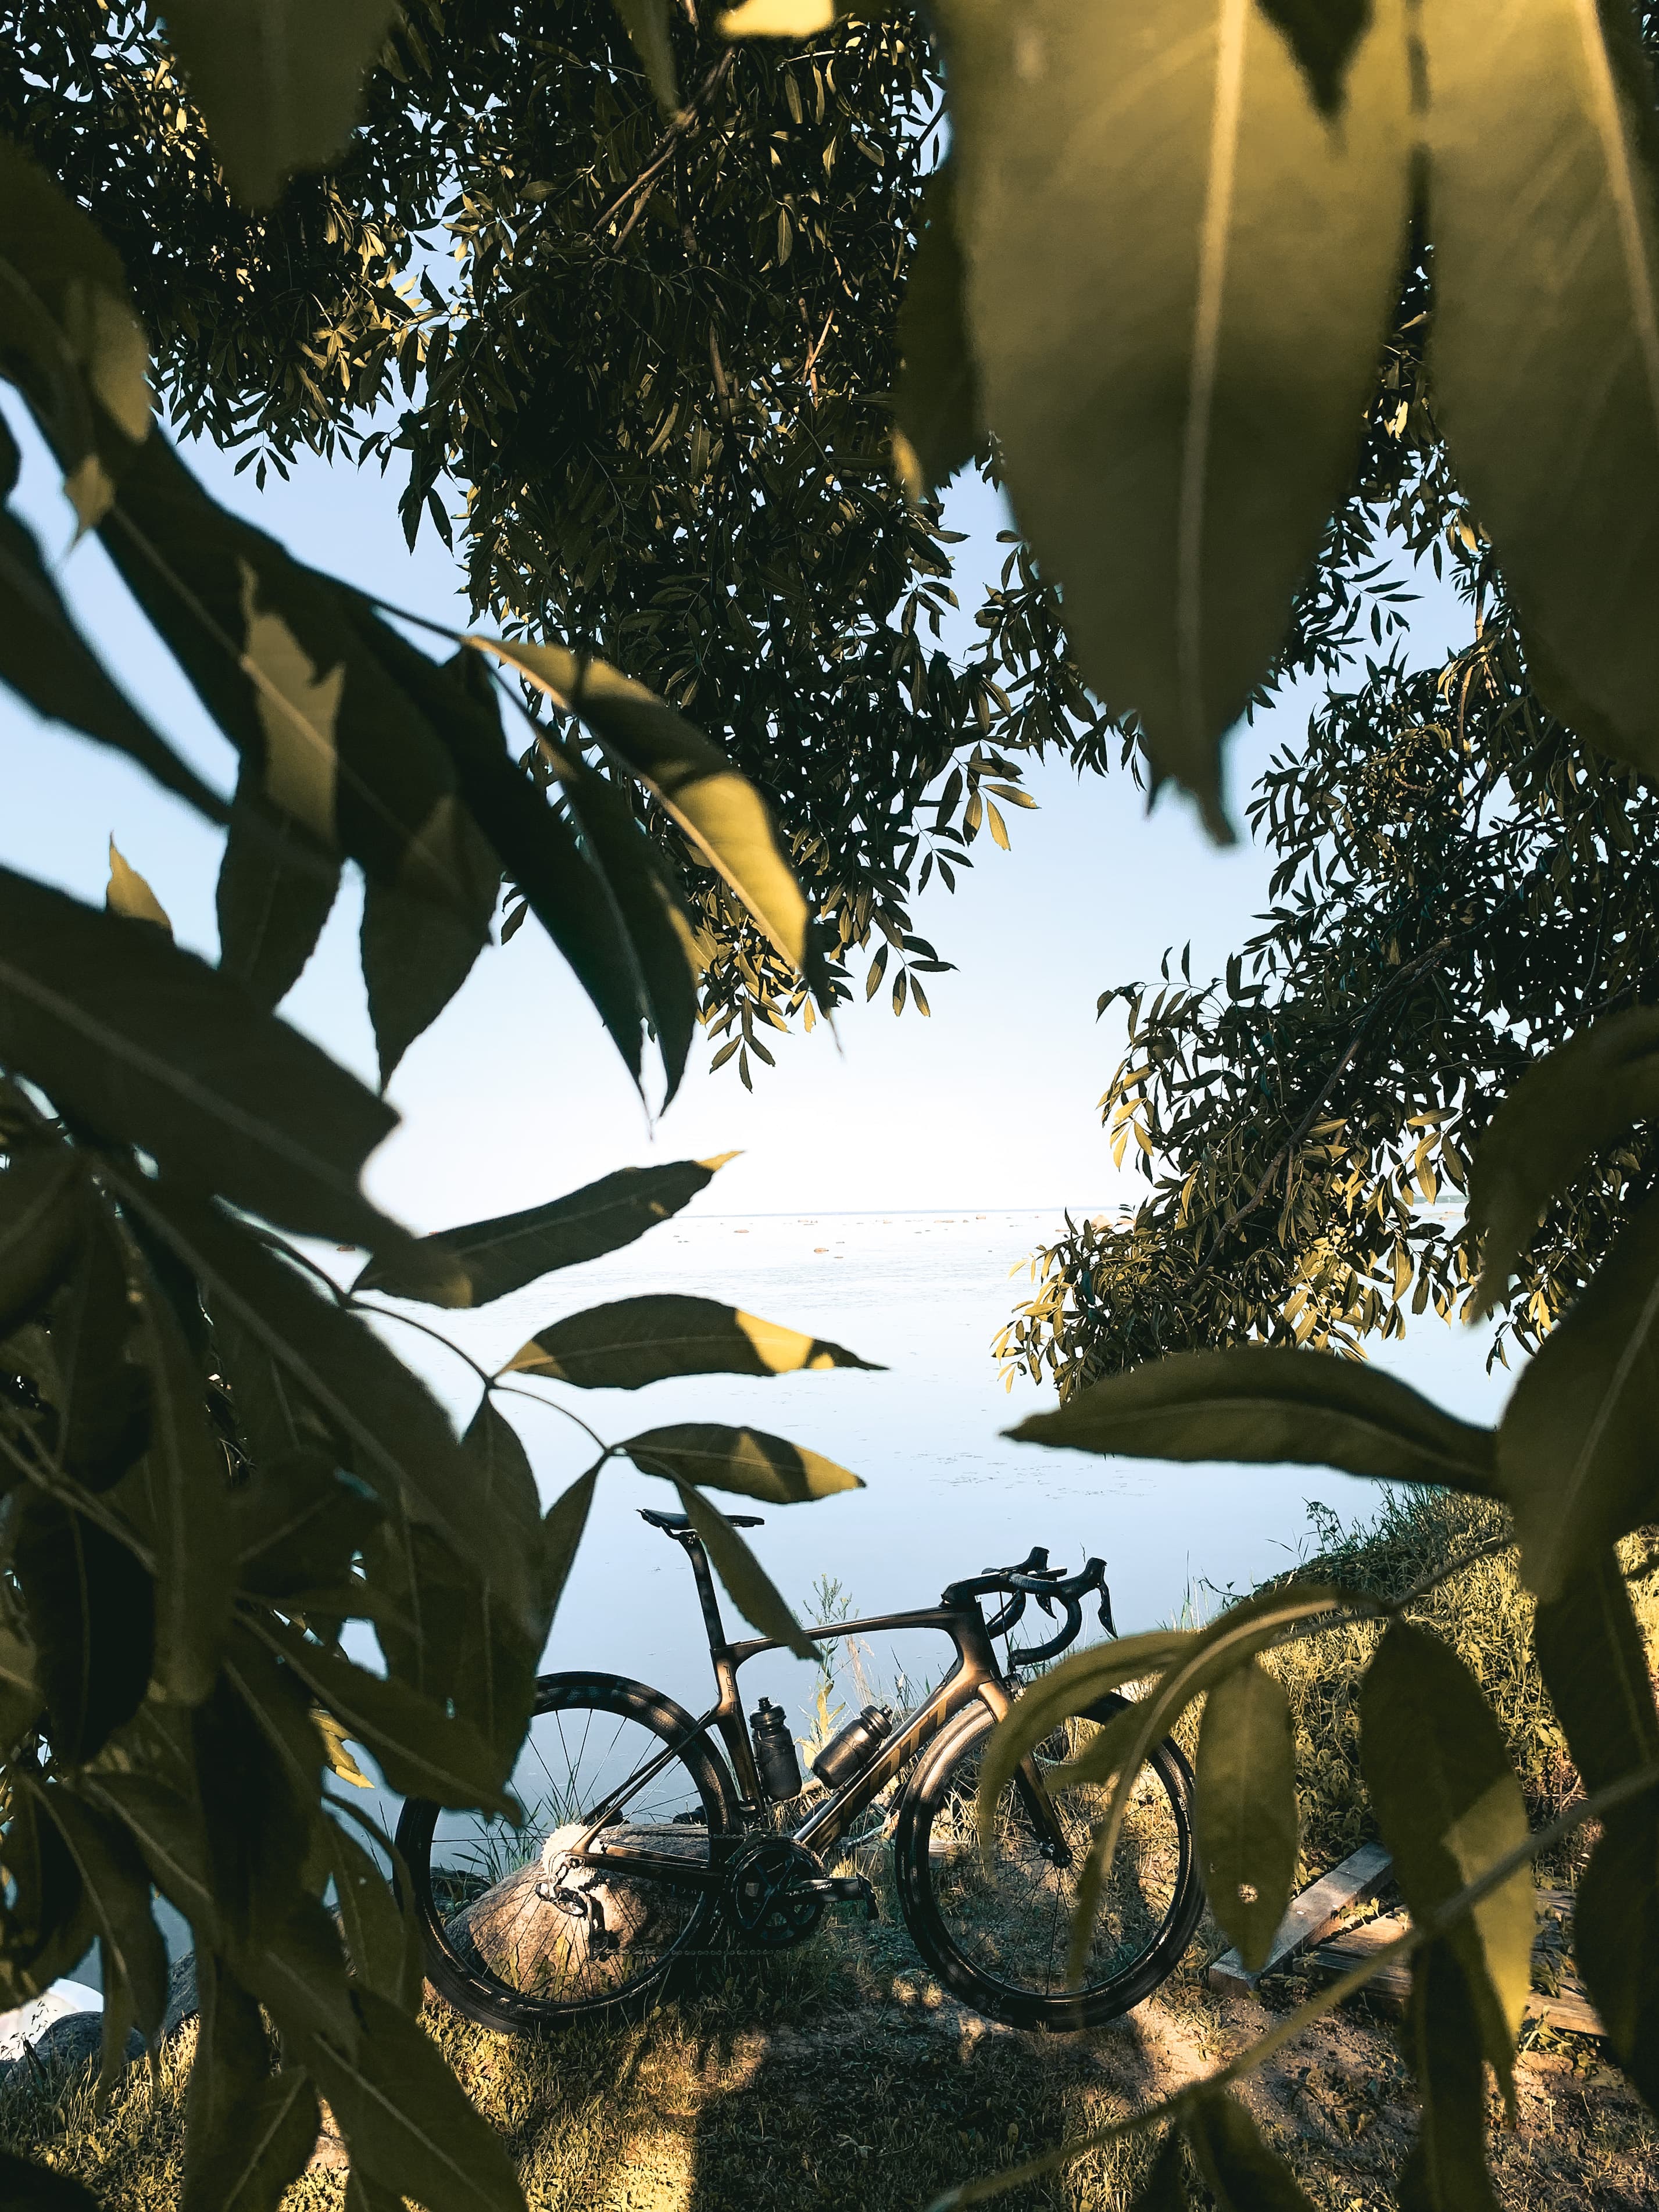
[1, 407, 1478, 1239]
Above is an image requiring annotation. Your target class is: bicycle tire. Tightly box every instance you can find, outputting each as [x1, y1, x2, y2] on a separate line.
[395, 1671, 739, 2033]
[893, 1689, 1203, 2032]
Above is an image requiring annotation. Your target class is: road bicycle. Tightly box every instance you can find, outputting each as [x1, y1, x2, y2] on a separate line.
[396, 1508, 1205, 2035]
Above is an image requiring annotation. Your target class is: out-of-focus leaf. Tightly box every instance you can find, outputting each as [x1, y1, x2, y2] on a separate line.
[0, 139, 151, 523]
[932, 0, 1410, 830]
[538, 727, 702, 1103]
[0, 496, 223, 816]
[0, 867, 406, 1247]
[1193, 1657, 1297, 1973]
[100, 438, 491, 929]
[381, 634, 660, 1093]
[468, 634, 825, 996]
[1469, 1009, 1659, 1315]
[675, 1483, 812, 1657]
[1399, 1935, 1500, 2212]
[612, 0, 680, 107]
[1575, 1807, 1659, 2110]
[14, 1773, 168, 2046]
[0, 1621, 42, 1752]
[542, 1469, 599, 1634]
[893, 161, 980, 502]
[1127, 2131, 1189, 2212]
[620, 1421, 863, 1503]
[327, 1808, 421, 2011]
[1423, 0, 1659, 783]
[111, 1178, 513, 1615]
[1256, 0, 1373, 114]
[212, 1302, 337, 1469]
[106, 838, 172, 934]
[361, 806, 498, 1088]
[1007, 1345, 1496, 1495]
[505, 1293, 881, 1389]
[48, 1206, 148, 1492]
[257, 1616, 519, 1815]
[217, 789, 341, 1012]
[0, 2149, 103, 2209]
[0, 1132, 84, 1341]
[316, 1706, 373, 1791]
[0, 1783, 95, 2007]
[303, 1986, 525, 2212]
[357, 1153, 736, 1308]
[1185, 2093, 1317, 2211]
[158, 1, 401, 206]
[1533, 1551, 1659, 1805]
[183, 1948, 320, 2212]
[133, 1286, 235, 1702]
[12, 1497, 153, 1764]
[1497, 1189, 1659, 1599]
[229, 1456, 382, 1604]
[1360, 1622, 1531, 2086]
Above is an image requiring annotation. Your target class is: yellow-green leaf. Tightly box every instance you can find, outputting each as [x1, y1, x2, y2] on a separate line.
[1193, 1657, 1297, 1973]
[106, 837, 172, 935]
[620, 1422, 863, 1504]
[675, 1483, 812, 1656]
[932, 0, 1412, 831]
[504, 1293, 881, 1388]
[1422, 0, 1659, 782]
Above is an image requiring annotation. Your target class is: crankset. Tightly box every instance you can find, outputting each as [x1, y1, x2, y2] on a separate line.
[723, 1836, 876, 1948]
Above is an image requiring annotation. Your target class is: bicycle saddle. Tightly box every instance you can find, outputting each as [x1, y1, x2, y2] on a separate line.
[638, 1506, 764, 1531]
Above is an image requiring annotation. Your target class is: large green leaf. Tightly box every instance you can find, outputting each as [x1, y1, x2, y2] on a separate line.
[1469, 1008, 1659, 1315]
[0, 867, 406, 1248]
[15, 1773, 169, 2044]
[543, 1465, 599, 1622]
[469, 635, 825, 993]
[1360, 1622, 1532, 2085]
[675, 1483, 812, 1658]
[130, 1287, 235, 1703]
[1497, 1187, 1659, 1599]
[892, 160, 981, 501]
[1184, 2094, 1317, 2211]
[356, 1153, 735, 1309]
[0, 1620, 43, 1753]
[303, 1988, 525, 2212]
[327, 1809, 421, 2013]
[101, 439, 495, 923]
[158, 1, 401, 206]
[1422, 0, 1659, 782]
[931, 0, 1411, 828]
[0, 1130, 84, 1341]
[12, 1496, 154, 1765]
[1399, 1937, 1501, 2212]
[360, 821, 497, 1089]
[217, 788, 342, 1012]
[0, 139, 151, 523]
[183, 1949, 320, 2212]
[1532, 1549, 1659, 1804]
[620, 1422, 863, 1503]
[371, 629, 668, 1093]
[0, 1780, 94, 2006]
[1575, 1809, 1659, 2109]
[0, 2150, 103, 2210]
[1007, 1345, 1496, 1494]
[110, 1178, 521, 1617]
[0, 484, 223, 818]
[230, 1456, 382, 1605]
[505, 1293, 880, 1389]
[1193, 1656, 1297, 1973]
[612, 0, 680, 108]
[256, 1616, 519, 1815]
[48, 1207, 149, 1492]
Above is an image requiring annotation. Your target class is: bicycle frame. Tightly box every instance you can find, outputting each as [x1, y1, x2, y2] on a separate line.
[562, 1529, 1066, 1887]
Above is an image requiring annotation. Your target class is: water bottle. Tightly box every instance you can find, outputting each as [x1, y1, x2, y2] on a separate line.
[749, 1697, 803, 1801]
[810, 1704, 893, 1789]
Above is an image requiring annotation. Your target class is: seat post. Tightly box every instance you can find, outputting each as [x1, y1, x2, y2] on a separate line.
[677, 1530, 731, 1658]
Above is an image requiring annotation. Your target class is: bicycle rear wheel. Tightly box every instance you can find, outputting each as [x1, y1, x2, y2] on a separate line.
[893, 1690, 1202, 2031]
[395, 1671, 738, 2032]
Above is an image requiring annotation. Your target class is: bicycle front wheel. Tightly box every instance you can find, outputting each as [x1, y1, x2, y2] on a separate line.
[395, 1671, 738, 2033]
[893, 1690, 1202, 2031]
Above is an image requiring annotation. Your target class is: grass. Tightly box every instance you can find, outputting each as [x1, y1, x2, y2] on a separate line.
[8, 1488, 1659, 2210]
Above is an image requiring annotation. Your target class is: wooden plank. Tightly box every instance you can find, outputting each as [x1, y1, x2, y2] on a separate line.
[1207, 1841, 1394, 1995]
[1524, 1990, 1604, 2039]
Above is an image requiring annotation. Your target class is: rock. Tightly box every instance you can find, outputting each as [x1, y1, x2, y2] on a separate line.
[29, 2011, 144, 2076]
[162, 1952, 198, 2038]
[0, 1984, 102, 2065]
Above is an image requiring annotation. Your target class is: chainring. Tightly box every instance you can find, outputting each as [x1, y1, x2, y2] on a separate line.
[724, 1836, 825, 1949]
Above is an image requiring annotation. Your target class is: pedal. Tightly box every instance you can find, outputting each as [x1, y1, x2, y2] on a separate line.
[816, 1873, 877, 1921]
